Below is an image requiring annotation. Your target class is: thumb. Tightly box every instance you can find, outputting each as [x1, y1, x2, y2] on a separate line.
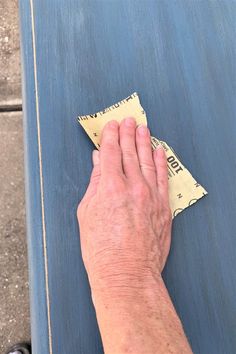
[83, 150, 101, 200]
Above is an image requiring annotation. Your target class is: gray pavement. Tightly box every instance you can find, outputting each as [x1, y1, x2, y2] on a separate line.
[0, 0, 21, 106]
[0, 0, 30, 352]
[0, 112, 30, 352]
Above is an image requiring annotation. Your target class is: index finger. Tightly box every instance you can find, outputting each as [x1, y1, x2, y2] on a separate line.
[100, 120, 123, 177]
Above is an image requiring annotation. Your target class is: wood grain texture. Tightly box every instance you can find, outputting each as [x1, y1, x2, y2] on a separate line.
[19, 1, 236, 353]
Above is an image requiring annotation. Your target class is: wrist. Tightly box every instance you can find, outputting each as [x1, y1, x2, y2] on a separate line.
[91, 273, 166, 311]
[87, 260, 163, 303]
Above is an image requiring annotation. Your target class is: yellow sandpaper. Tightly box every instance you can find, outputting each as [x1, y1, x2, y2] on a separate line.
[78, 92, 207, 218]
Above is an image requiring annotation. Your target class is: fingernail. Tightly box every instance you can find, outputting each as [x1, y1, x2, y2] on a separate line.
[108, 120, 118, 129]
[137, 124, 148, 136]
[124, 117, 136, 127]
[92, 150, 100, 165]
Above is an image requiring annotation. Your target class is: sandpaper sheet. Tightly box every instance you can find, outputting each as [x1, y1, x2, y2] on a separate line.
[78, 92, 207, 218]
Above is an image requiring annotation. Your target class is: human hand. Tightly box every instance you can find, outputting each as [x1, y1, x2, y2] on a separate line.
[77, 117, 172, 299]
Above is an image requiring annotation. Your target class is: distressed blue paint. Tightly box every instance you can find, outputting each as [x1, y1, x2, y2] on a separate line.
[18, 3, 50, 353]
[19, 1, 236, 353]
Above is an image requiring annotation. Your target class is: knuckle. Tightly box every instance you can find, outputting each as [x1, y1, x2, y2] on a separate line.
[140, 161, 156, 172]
[105, 177, 125, 194]
[102, 143, 121, 159]
[103, 140, 118, 152]
[122, 148, 137, 160]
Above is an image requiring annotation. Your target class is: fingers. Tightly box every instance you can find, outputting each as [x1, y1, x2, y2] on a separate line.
[136, 125, 157, 189]
[100, 120, 122, 177]
[119, 117, 141, 179]
[153, 146, 169, 205]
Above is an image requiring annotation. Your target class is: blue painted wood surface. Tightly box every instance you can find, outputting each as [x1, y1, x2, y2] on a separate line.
[19, 1, 236, 353]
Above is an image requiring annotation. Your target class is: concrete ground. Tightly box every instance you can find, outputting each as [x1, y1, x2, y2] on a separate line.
[0, 0, 30, 352]
[0, 0, 21, 107]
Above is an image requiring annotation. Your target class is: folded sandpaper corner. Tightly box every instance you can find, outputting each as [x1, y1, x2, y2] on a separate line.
[77, 92, 207, 218]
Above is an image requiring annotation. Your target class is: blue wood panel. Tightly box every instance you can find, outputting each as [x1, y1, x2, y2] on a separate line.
[19, 1, 236, 353]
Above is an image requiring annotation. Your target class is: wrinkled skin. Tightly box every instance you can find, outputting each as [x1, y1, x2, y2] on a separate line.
[77, 117, 172, 296]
